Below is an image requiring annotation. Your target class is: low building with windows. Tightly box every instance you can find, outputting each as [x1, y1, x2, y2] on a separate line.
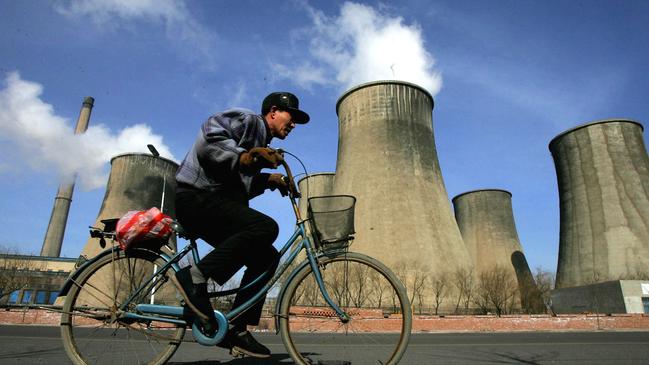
[551, 280, 649, 314]
[0, 254, 76, 306]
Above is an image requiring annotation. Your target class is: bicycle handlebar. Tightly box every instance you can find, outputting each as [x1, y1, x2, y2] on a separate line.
[276, 149, 303, 221]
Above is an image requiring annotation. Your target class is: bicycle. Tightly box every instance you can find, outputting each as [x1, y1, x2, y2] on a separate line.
[58, 154, 412, 365]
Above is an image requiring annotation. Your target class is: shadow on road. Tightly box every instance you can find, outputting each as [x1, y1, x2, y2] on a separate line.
[168, 353, 292, 364]
[169, 353, 352, 364]
[0, 347, 64, 360]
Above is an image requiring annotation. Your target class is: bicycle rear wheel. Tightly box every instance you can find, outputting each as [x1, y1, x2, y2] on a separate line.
[60, 248, 186, 365]
[279, 251, 412, 365]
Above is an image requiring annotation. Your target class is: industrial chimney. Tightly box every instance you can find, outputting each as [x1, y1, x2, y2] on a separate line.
[452, 189, 536, 306]
[41, 97, 94, 257]
[79, 153, 179, 260]
[333, 81, 471, 277]
[550, 119, 649, 288]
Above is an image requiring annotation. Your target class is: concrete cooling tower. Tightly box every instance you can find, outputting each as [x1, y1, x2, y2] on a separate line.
[297, 172, 336, 219]
[550, 119, 649, 288]
[80, 153, 179, 260]
[297, 173, 335, 254]
[333, 80, 471, 276]
[452, 189, 535, 291]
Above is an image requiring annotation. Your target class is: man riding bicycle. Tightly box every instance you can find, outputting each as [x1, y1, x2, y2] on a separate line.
[174, 92, 310, 358]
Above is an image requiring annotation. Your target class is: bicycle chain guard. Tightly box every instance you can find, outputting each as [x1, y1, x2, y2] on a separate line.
[191, 310, 229, 346]
[134, 304, 229, 346]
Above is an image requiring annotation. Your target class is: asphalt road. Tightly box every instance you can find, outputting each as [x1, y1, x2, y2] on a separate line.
[1, 325, 648, 364]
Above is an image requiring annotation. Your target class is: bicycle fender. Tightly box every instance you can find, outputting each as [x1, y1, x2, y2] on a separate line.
[58, 247, 121, 297]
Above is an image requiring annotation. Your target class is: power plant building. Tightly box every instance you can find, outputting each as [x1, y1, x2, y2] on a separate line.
[20, 88, 649, 317]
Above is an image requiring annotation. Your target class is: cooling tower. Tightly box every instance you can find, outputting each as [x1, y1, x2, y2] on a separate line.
[452, 189, 535, 291]
[333, 81, 471, 276]
[297, 172, 335, 218]
[41, 97, 94, 257]
[550, 119, 649, 288]
[79, 153, 179, 260]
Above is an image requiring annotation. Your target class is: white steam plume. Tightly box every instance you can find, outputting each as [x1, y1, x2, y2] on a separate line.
[0, 72, 176, 190]
[275, 2, 442, 95]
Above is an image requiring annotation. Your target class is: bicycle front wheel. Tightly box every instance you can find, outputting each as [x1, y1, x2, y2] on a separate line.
[279, 251, 412, 365]
[60, 248, 186, 365]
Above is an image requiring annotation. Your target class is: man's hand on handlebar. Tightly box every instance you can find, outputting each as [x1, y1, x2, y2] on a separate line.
[268, 173, 289, 196]
[240, 147, 284, 172]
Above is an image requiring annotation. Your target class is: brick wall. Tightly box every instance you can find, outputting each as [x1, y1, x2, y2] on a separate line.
[3, 308, 649, 332]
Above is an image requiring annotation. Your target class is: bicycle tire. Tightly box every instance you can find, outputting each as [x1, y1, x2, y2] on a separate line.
[279, 251, 412, 365]
[60, 248, 186, 365]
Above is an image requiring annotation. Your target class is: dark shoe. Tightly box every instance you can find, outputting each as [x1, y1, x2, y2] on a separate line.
[174, 266, 217, 336]
[227, 330, 271, 358]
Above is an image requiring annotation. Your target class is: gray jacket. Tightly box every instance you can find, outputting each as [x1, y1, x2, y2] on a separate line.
[175, 108, 272, 199]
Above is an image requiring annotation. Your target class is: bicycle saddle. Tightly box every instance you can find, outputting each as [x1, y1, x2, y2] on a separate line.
[171, 220, 198, 240]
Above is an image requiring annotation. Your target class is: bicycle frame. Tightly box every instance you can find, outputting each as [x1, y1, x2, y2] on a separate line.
[119, 209, 349, 346]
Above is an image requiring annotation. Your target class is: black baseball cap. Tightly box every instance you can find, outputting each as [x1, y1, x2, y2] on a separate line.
[261, 92, 310, 124]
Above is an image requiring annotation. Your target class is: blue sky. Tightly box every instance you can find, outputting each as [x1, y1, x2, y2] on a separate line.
[1, 0, 648, 274]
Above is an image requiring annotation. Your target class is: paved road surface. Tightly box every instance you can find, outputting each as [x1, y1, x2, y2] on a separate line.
[1, 325, 648, 364]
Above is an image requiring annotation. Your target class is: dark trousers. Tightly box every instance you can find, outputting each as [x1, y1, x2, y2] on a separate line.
[175, 188, 280, 327]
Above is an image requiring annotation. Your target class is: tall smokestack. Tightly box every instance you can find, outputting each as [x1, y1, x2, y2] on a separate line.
[550, 119, 649, 288]
[452, 189, 536, 303]
[79, 153, 179, 260]
[41, 97, 94, 257]
[333, 81, 471, 277]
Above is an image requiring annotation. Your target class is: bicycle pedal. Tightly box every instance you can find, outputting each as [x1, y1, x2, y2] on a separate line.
[229, 347, 246, 358]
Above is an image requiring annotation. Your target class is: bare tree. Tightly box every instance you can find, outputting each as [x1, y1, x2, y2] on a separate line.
[472, 275, 491, 315]
[431, 273, 449, 315]
[326, 263, 350, 306]
[371, 269, 389, 308]
[531, 267, 555, 313]
[0, 248, 45, 303]
[473, 265, 519, 316]
[349, 262, 373, 307]
[452, 268, 474, 314]
[394, 260, 430, 315]
[517, 278, 537, 314]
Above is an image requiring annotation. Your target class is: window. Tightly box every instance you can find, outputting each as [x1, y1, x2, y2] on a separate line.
[642, 297, 649, 314]
[35, 290, 48, 304]
[49, 291, 60, 304]
[8, 290, 20, 304]
[21, 290, 33, 304]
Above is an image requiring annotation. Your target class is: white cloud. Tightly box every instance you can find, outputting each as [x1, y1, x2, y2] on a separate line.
[0, 72, 176, 190]
[55, 0, 188, 22]
[54, 0, 217, 68]
[226, 81, 248, 109]
[272, 62, 332, 91]
[277, 2, 442, 95]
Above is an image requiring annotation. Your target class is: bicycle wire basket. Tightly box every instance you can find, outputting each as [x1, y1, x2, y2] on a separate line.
[307, 195, 356, 250]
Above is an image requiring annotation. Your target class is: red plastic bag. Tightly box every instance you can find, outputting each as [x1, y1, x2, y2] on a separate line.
[116, 207, 173, 250]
